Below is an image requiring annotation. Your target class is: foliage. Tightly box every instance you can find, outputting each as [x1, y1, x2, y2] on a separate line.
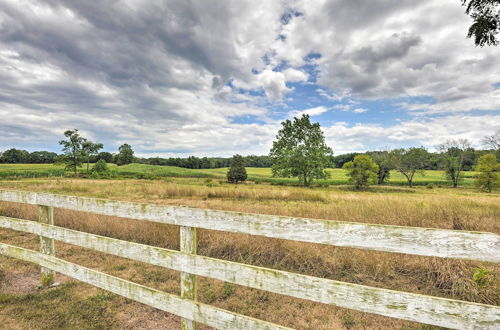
[0, 148, 30, 163]
[58, 129, 87, 175]
[115, 144, 134, 166]
[438, 139, 472, 188]
[473, 267, 490, 288]
[96, 151, 113, 163]
[270, 114, 333, 186]
[389, 147, 429, 187]
[343, 155, 379, 189]
[91, 159, 109, 173]
[474, 153, 499, 192]
[462, 0, 500, 46]
[227, 154, 247, 183]
[367, 151, 393, 184]
[82, 141, 103, 173]
[330, 152, 359, 168]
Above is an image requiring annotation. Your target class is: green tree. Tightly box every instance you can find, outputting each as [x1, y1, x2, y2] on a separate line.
[462, 0, 500, 46]
[29, 151, 57, 164]
[91, 159, 109, 173]
[475, 153, 499, 192]
[96, 151, 113, 163]
[59, 129, 87, 175]
[115, 144, 134, 166]
[343, 155, 379, 189]
[438, 139, 471, 188]
[82, 141, 103, 173]
[389, 147, 429, 187]
[368, 151, 393, 184]
[0, 148, 30, 163]
[227, 154, 247, 183]
[270, 114, 333, 186]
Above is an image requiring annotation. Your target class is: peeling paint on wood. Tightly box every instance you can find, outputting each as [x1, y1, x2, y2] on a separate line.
[38, 205, 55, 286]
[180, 226, 197, 330]
[1, 216, 499, 329]
[0, 190, 498, 262]
[0, 243, 290, 330]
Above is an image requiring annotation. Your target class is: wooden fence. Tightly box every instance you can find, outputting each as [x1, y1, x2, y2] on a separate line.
[0, 189, 498, 329]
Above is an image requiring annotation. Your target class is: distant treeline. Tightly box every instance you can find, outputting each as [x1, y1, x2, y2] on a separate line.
[1, 147, 497, 171]
[330, 149, 498, 171]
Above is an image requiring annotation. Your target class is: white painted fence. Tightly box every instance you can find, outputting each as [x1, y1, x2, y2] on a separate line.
[0, 189, 498, 329]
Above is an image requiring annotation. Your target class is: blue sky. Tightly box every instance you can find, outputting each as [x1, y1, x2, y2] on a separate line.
[0, 1, 499, 157]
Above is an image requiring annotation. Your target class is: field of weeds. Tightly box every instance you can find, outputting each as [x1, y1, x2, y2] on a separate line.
[0, 177, 498, 329]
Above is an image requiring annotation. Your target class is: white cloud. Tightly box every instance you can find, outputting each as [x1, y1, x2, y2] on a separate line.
[353, 108, 368, 113]
[289, 106, 328, 117]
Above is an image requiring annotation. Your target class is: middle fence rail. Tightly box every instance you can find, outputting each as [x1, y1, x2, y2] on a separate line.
[0, 189, 498, 329]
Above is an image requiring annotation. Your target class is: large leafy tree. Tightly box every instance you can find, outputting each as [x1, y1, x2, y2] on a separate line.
[343, 155, 379, 189]
[0, 148, 30, 163]
[475, 153, 499, 192]
[438, 139, 472, 188]
[115, 144, 134, 166]
[227, 154, 247, 183]
[389, 147, 429, 187]
[59, 129, 87, 174]
[462, 0, 500, 46]
[270, 114, 333, 186]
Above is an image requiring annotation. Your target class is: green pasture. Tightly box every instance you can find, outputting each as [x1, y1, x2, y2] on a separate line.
[0, 163, 479, 187]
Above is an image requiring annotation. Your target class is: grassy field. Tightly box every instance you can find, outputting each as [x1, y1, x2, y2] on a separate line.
[0, 175, 498, 329]
[0, 163, 480, 186]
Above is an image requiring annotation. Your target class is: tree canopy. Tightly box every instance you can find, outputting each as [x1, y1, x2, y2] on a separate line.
[475, 153, 499, 192]
[227, 154, 247, 183]
[389, 147, 429, 187]
[115, 144, 134, 166]
[270, 114, 333, 186]
[462, 0, 500, 46]
[58, 129, 87, 174]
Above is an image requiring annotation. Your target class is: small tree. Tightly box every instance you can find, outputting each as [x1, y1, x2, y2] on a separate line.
[270, 114, 333, 186]
[389, 147, 429, 187]
[438, 139, 471, 188]
[82, 141, 103, 173]
[343, 155, 379, 189]
[116, 144, 134, 166]
[368, 151, 393, 184]
[475, 154, 499, 192]
[59, 129, 86, 175]
[227, 154, 247, 183]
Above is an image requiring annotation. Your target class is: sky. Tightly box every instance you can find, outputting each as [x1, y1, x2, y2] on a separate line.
[0, 0, 499, 157]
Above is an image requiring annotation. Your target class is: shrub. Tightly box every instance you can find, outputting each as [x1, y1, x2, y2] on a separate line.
[343, 155, 379, 189]
[91, 159, 109, 173]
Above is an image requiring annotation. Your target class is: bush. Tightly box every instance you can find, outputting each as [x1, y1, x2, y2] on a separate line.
[91, 159, 108, 173]
[342, 155, 379, 189]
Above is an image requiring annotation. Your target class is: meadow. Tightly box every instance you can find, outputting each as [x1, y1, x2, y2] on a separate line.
[0, 165, 498, 329]
[0, 163, 480, 186]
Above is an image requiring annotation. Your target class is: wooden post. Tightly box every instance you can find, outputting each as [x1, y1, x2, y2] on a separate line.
[180, 226, 197, 330]
[38, 205, 55, 287]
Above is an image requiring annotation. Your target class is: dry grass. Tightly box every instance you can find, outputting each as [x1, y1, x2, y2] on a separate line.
[0, 178, 499, 329]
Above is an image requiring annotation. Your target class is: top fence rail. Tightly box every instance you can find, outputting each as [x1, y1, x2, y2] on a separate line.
[0, 189, 498, 262]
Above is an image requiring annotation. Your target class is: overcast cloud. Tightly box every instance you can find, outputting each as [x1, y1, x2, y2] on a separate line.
[0, 0, 499, 156]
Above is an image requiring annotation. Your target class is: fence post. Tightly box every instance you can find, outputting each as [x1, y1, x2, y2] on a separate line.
[180, 226, 197, 330]
[38, 205, 55, 287]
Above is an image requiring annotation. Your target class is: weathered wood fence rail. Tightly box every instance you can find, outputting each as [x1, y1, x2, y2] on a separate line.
[0, 190, 498, 329]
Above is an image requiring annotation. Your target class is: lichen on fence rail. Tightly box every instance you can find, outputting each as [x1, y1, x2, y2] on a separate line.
[0, 189, 499, 262]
